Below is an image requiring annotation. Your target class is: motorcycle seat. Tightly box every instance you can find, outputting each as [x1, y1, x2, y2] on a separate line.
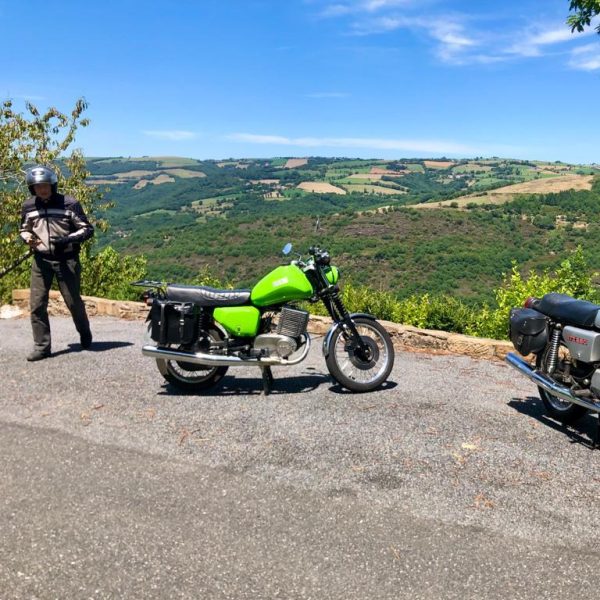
[538, 292, 600, 328]
[166, 284, 251, 306]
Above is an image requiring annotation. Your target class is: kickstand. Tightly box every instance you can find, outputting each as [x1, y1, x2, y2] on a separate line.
[261, 366, 274, 396]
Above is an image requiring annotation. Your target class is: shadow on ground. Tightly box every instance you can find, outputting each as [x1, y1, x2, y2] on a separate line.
[508, 395, 599, 450]
[159, 372, 332, 397]
[328, 379, 398, 395]
[48, 341, 134, 358]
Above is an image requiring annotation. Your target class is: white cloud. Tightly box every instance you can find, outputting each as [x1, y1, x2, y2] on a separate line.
[318, 1, 600, 71]
[361, 0, 413, 11]
[230, 134, 291, 145]
[350, 15, 479, 64]
[350, 15, 413, 35]
[427, 21, 479, 63]
[228, 132, 474, 154]
[569, 43, 600, 70]
[319, 3, 352, 17]
[318, 0, 415, 18]
[142, 130, 197, 141]
[507, 26, 589, 58]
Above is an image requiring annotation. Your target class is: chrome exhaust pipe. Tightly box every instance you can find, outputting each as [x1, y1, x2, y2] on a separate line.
[505, 352, 600, 413]
[142, 336, 311, 368]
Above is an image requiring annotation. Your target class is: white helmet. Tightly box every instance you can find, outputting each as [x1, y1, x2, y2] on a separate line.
[25, 165, 58, 195]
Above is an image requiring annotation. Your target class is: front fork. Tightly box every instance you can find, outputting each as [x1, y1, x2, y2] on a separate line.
[320, 286, 374, 358]
[322, 312, 377, 358]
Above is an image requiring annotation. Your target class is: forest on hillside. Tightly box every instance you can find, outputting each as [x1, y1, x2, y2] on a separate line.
[92, 156, 600, 306]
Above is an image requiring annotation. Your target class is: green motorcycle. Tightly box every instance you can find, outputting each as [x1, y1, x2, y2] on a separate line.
[134, 244, 394, 394]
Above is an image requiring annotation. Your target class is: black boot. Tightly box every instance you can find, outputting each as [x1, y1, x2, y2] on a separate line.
[27, 349, 51, 362]
[80, 331, 93, 349]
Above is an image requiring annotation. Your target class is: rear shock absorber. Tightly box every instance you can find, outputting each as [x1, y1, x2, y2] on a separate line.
[197, 310, 212, 344]
[546, 326, 562, 375]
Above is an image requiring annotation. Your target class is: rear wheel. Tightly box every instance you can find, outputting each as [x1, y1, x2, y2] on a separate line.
[536, 346, 587, 424]
[156, 328, 228, 392]
[325, 317, 394, 392]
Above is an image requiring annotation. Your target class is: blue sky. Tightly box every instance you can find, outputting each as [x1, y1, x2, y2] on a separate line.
[2, 0, 600, 163]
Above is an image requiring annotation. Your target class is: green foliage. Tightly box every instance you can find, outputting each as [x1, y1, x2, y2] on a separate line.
[0, 99, 145, 303]
[81, 246, 147, 301]
[567, 0, 600, 33]
[0, 99, 97, 302]
[96, 155, 600, 307]
[473, 246, 598, 340]
[340, 282, 409, 323]
[307, 282, 478, 334]
[189, 265, 231, 288]
[304, 246, 599, 341]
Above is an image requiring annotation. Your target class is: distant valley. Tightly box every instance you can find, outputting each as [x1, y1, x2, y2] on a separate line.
[90, 156, 600, 304]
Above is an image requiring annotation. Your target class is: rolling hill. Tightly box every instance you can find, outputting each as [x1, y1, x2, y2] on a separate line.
[90, 155, 600, 304]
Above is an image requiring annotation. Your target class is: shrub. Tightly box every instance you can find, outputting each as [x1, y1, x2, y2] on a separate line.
[81, 246, 147, 301]
[471, 246, 597, 340]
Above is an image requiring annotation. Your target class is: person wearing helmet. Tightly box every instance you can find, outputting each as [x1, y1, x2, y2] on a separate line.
[19, 165, 94, 361]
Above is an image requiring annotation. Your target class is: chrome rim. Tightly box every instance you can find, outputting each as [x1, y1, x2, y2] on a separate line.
[541, 388, 574, 412]
[166, 359, 219, 383]
[334, 323, 391, 385]
[539, 343, 575, 412]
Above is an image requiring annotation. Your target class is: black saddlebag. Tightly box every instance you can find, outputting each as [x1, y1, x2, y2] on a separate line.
[149, 300, 198, 346]
[509, 308, 548, 356]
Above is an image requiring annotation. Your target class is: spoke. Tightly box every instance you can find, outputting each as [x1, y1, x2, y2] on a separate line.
[335, 323, 389, 385]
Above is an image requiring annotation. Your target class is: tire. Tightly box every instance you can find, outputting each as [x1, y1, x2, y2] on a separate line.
[325, 317, 394, 392]
[156, 327, 228, 392]
[536, 348, 587, 424]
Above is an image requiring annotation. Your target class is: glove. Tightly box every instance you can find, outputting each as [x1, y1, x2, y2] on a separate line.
[26, 235, 41, 249]
[50, 235, 71, 248]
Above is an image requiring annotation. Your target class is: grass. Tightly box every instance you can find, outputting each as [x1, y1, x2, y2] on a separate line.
[342, 184, 406, 195]
[132, 208, 178, 219]
[452, 163, 493, 173]
[403, 164, 425, 173]
[189, 195, 237, 214]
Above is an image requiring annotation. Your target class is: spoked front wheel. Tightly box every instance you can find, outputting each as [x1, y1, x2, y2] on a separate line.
[325, 317, 394, 392]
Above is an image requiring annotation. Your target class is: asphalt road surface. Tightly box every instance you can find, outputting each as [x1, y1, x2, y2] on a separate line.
[1, 315, 599, 599]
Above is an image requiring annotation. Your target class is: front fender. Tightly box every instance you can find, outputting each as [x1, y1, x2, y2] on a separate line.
[322, 312, 376, 358]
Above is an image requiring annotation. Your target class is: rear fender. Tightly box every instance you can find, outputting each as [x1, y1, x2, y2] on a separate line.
[322, 313, 376, 358]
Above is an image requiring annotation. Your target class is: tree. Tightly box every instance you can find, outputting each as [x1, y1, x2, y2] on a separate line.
[0, 99, 145, 303]
[567, 0, 600, 33]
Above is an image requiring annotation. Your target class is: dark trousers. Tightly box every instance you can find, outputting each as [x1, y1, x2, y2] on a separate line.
[30, 254, 91, 353]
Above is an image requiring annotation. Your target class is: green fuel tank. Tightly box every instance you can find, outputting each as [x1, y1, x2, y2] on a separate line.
[250, 264, 314, 307]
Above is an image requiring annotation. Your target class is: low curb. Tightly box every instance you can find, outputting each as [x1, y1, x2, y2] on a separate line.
[10, 289, 513, 362]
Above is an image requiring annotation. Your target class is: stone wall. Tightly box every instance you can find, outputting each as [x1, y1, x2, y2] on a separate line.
[10, 289, 513, 362]
[11, 289, 148, 320]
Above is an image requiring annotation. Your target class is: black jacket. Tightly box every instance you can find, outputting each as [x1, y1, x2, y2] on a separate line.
[20, 193, 94, 259]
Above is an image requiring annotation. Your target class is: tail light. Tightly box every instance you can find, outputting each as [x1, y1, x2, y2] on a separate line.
[523, 296, 537, 309]
[142, 291, 154, 306]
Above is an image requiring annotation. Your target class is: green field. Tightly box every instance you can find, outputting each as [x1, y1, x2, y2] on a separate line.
[90, 155, 600, 304]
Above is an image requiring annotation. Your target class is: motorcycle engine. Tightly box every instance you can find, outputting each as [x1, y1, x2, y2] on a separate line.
[253, 334, 298, 359]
